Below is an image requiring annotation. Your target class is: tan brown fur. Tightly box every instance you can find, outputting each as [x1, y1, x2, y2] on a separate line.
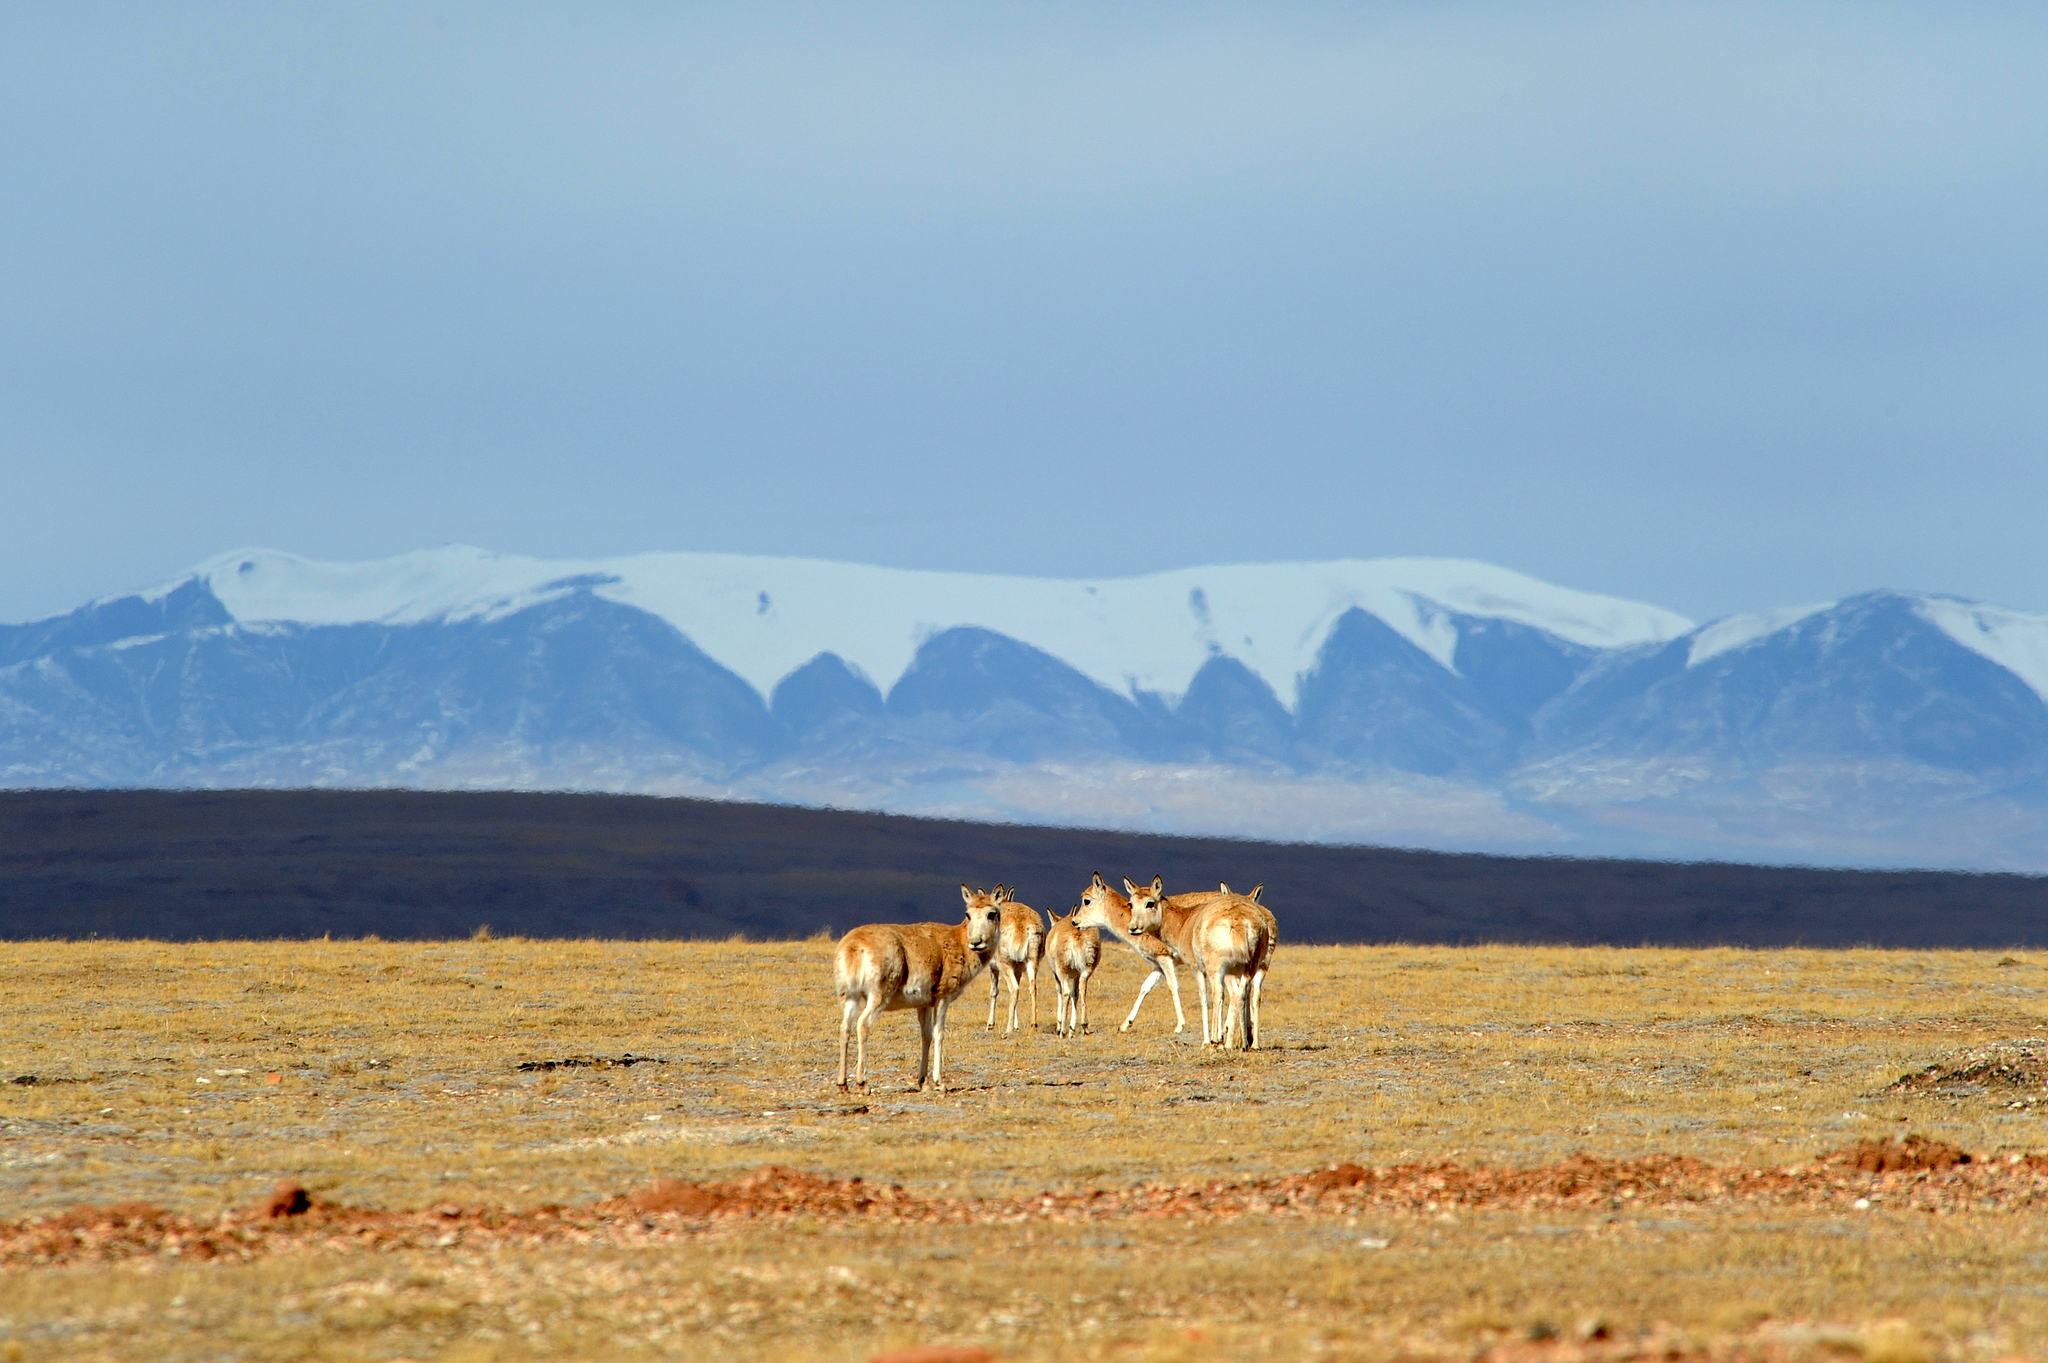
[983, 885, 1046, 1032]
[1044, 906, 1102, 1037]
[1186, 898, 1267, 1050]
[833, 886, 1001, 1091]
[1072, 873, 1188, 1034]
[1125, 878, 1277, 1049]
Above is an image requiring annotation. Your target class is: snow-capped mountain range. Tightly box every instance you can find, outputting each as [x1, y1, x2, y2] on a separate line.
[166, 546, 1697, 708]
[7, 546, 2048, 871]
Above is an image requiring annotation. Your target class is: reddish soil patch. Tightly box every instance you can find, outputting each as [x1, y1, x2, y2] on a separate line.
[8, 1142, 2047, 1267]
[1841, 1135, 1970, 1173]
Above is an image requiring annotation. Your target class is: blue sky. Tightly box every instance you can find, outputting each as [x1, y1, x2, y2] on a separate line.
[4, 3, 2045, 626]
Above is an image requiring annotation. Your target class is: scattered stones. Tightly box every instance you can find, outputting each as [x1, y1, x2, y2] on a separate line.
[1882, 1041, 2048, 1100]
[515, 1053, 669, 1072]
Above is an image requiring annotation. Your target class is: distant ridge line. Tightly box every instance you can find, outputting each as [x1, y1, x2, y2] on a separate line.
[3, 788, 2044, 949]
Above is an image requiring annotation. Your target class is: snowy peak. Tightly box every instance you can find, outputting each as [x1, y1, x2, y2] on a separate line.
[155, 547, 1694, 709]
[1685, 601, 1836, 667]
[1913, 596, 2048, 707]
[1680, 590, 2048, 709]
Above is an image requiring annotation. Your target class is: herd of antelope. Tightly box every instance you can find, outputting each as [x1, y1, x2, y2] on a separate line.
[833, 872, 1275, 1092]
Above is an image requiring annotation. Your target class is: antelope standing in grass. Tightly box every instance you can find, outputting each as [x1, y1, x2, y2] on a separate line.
[1044, 905, 1101, 1037]
[1215, 882, 1276, 1048]
[1125, 878, 1270, 1050]
[834, 886, 1001, 1092]
[1071, 873, 1189, 1034]
[983, 885, 1046, 1033]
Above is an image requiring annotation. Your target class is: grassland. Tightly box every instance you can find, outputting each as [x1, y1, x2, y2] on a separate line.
[2, 936, 2046, 1362]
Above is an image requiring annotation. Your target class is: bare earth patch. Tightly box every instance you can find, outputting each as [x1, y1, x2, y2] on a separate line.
[1, 1139, 2031, 1268]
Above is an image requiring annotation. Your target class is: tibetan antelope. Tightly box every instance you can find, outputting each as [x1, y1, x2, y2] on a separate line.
[1071, 873, 1189, 1034]
[834, 886, 1001, 1092]
[1216, 882, 1276, 1048]
[1044, 905, 1101, 1037]
[983, 885, 1046, 1033]
[1124, 877, 1277, 1050]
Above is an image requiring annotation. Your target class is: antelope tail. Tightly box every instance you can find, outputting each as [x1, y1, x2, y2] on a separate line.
[833, 943, 864, 997]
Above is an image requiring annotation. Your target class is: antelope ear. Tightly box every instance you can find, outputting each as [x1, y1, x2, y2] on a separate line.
[1250, 883, 1264, 902]
[1123, 877, 1140, 896]
[1150, 875, 1164, 893]
[961, 883, 974, 905]
[1220, 882, 1230, 894]
[995, 884, 1009, 902]
[1091, 871, 1107, 889]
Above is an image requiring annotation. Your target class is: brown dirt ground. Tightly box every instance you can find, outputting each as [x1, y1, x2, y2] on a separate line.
[1, 1137, 2021, 1269]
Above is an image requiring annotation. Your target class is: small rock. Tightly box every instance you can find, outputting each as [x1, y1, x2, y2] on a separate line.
[260, 1181, 311, 1218]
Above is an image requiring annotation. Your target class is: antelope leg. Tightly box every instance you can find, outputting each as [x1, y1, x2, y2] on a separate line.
[837, 996, 856, 1090]
[1120, 967, 1163, 1031]
[855, 993, 883, 1091]
[1161, 958, 1188, 1033]
[916, 1006, 936, 1089]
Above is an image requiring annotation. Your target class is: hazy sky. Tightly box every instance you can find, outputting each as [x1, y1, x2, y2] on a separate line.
[5, 4, 2045, 626]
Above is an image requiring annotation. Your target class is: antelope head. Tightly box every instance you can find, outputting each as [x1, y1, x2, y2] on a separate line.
[1072, 872, 1129, 936]
[959, 884, 1002, 953]
[1123, 875, 1167, 935]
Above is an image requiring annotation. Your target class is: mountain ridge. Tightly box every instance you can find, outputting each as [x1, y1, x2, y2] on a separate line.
[9, 547, 2048, 871]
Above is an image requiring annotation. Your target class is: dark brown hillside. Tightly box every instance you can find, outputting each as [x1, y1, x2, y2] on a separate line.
[1, 788, 2044, 945]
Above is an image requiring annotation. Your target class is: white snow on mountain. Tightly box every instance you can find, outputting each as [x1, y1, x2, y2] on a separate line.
[1915, 597, 2048, 706]
[1686, 602, 1834, 667]
[1677, 593, 2048, 708]
[153, 547, 1695, 708]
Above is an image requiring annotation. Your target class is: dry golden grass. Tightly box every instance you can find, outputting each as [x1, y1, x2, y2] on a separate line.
[1, 937, 2046, 1361]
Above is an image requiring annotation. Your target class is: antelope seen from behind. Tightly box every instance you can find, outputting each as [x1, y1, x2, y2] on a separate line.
[1044, 905, 1101, 1037]
[833, 886, 1002, 1092]
[983, 884, 1046, 1033]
